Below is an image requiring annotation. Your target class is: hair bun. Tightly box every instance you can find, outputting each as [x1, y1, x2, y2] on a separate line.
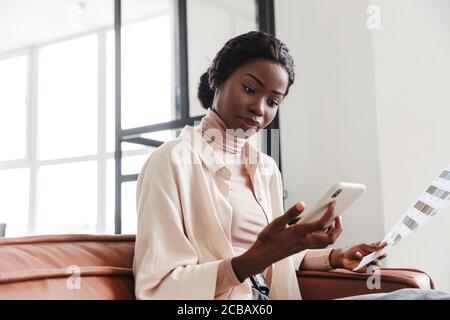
[197, 71, 215, 109]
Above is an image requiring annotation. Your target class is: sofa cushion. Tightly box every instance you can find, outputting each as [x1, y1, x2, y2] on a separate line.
[0, 234, 136, 300]
[297, 268, 435, 300]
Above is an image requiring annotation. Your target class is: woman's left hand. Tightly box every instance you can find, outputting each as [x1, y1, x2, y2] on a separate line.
[330, 242, 388, 273]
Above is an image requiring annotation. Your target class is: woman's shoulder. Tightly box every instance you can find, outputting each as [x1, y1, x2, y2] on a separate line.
[254, 149, 281, 177]
[139, 134, 196, 175]
[151, 137, 189, 160]
[257, 150, 277, 166]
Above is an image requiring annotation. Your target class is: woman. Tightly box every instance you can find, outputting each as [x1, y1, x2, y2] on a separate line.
[132, 31, 441, 300]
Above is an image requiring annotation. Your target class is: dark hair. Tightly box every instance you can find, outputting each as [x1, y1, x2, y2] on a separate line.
[197, 31, 295, 109]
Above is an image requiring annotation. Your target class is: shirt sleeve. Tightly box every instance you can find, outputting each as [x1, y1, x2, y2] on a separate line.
[297, 248, 334, 271]
[133, 146, 227, 300]
[215, 258, 243, 297]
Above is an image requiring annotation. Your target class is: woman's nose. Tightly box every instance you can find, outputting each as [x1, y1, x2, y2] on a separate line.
[250, 98, 265, 116]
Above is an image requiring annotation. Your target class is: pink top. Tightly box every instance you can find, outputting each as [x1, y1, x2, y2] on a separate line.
[197, 108, 333, 297]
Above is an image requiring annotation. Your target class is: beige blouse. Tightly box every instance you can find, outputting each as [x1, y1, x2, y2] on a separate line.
[133, 109, 333, 300]
[196, 109, 332, 297]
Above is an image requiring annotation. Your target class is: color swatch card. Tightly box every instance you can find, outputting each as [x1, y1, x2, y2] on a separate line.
[354, 165, 450, 271]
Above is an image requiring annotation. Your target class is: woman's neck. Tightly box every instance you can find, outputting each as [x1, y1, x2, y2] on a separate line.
[198, 108, 246, 155]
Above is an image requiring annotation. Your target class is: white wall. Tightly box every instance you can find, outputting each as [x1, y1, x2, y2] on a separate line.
[370, 0, 450, 291]
[275, 0, 385, 249]
[276, 0, 450, 291]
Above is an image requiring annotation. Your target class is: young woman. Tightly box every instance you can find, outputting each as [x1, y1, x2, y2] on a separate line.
[132, 31, 444, 300]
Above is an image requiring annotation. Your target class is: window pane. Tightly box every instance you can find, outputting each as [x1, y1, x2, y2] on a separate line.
[115, 130, 177, 154]
[106, 159, 139, 234]
[0, 55, 27, 161]
[141, 128, 180, 143]
[0, 0, 114, 53]
[122, 180, 137, 234]
[121, 142, 152, 153]
[122, 151, 155, 175]
[187, 0, 257, 116]
[105, 159, 115, 234]
[106, 30, 115, 153]
[119, 0, 174, 129]
[37, 161, 97, 234]
[38, 35, 98, 160]
[0, 168, 29, 237]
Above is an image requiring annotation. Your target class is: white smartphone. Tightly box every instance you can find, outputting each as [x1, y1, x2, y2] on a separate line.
[288, 182, 366, 227]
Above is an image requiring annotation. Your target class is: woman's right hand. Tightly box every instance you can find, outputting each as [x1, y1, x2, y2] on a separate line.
[231, 202, 343, 281]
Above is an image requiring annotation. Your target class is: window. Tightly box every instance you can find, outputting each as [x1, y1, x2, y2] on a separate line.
[38, 35, 98, 160]
[0, 55, 27, 161]
[109, 0, 175, 233]
[0, 54, 29, 238]
[187, 0, 257, 117]
[33, 35, 102, 235]
[0, 0, 270, 237]
[0, 168, 29, 236]
[121, 16, 173, 129]
[0, 0, 173, 237]
[37, 161, 97, 234]
[0, 0, 116, 237]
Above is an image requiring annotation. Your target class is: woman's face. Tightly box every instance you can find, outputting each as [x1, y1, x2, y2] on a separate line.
[212, 59, 290, 132]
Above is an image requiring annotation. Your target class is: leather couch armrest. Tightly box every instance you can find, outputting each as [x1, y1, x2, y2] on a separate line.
[297, 268, 435, 300]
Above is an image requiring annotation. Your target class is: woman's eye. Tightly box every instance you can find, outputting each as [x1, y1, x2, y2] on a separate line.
[242, 84, 255, 95]
[267, 99, 279, 108]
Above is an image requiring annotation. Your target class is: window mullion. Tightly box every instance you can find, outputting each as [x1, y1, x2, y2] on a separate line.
[114, 0, 122, 235]
[97, 31, 107, 234]
[27, 47, 39, 235]
[174, 0, 189, 119]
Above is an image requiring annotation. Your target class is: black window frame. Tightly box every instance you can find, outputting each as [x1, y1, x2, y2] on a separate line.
[114, 0, 279, 234]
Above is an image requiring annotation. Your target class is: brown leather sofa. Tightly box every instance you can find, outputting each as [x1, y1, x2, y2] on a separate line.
[0, 234, 435, 300]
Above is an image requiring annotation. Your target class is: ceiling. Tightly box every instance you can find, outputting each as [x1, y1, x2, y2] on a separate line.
[0, 0, 170, 55]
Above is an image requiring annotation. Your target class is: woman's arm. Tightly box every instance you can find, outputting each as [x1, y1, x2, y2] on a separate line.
[134, 146, 227, 299]
[299, 248, 335, 271]
[215, 258, 243, 297]
[298, 245, 386, 272]
[329, 248, 345, 268]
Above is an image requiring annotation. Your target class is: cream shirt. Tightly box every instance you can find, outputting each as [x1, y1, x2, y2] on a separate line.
[133, 124, 332, 300]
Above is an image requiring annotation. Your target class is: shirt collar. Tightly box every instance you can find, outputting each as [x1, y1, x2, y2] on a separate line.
[179, 125, 261, 177]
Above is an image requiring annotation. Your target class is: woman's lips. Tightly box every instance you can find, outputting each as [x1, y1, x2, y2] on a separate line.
[237, 117, 259, 130]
